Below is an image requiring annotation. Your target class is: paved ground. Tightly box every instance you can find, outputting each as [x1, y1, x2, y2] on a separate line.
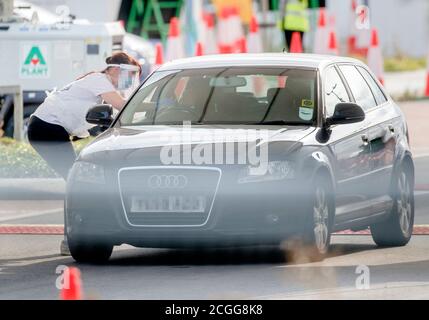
[1, 235, 429, 299]
[400, 100, 429, 157]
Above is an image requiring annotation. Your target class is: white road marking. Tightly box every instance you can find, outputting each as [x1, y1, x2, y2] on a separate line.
[414, 152, 429, 159]
[253, 281, 429, 300]
[2, 255, 68, 267]
[0, 209, 62, 223]
[415, 190, 429, 196]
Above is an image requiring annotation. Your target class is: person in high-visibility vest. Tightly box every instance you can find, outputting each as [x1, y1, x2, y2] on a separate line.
[280, 0, 309, 50]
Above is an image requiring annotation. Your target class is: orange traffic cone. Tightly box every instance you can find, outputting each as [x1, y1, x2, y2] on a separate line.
[231, 6, 244, 53]
[237, 37, 247, 53]
[155, 43, 164, 64]
[290, 32, 303, 53]
[203, 13, 217, 54]
[327, 30, 339, 55]
[166, 17, 185, 61]
[218, 7, 233, 54]
[367, 29, 384, 85]
[195, 42, 204, 56]
[60, 267, 82, 300]
[425, 73, 429, 97]
[313, 8, 329, 54]
[247, 15, 263, 53]
[425, 52, 429, 97]
[151, 43, 164, 72]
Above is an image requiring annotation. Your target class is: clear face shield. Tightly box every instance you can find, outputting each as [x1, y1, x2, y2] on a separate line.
[107, 63, 140, 95]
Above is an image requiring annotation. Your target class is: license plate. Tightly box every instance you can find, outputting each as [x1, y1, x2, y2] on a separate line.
[130, 195, 206, 213]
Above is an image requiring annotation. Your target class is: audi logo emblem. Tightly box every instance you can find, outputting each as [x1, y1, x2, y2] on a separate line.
[148, 175, 188, 189]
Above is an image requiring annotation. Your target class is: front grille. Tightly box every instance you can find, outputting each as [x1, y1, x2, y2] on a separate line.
[118, 167, 221, 227]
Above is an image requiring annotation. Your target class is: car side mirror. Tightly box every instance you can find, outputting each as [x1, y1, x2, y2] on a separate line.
[326, 103, 365, 126]
[86, 104, 113, 127]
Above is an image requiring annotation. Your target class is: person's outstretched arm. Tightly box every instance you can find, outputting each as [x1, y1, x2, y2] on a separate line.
[101, 91, 126, 110]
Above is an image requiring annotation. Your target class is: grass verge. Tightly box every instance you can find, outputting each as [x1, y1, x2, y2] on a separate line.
[0, 137, 92, 178]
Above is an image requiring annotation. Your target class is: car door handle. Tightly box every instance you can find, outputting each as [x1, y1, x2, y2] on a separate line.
[388, 124, 395, 134]
[361, 134, 369, 146]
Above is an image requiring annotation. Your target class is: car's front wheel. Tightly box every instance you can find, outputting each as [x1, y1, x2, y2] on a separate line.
[286, 176, 334, 261]
[307, 179, 333, 256]
[370, 165, 414, 247]
[67, 236, 113, 264]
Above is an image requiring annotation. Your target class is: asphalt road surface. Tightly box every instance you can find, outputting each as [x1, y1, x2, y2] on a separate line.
[1, 235, 429, 299]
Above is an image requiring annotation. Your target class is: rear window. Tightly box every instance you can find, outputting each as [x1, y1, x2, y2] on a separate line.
[118, 67, 318, 126]
[356, 66, 388, 105]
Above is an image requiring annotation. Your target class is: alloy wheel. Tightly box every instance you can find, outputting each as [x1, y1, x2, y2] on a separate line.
[397, 171, 412, 235]
[313, 186, 329, 252]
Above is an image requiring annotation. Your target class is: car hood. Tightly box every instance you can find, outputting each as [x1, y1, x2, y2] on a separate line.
[79, 126, 315, 167]
[81, 125, 314, 157]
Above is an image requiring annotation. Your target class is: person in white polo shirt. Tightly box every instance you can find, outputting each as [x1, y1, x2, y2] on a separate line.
[28, 52, 141, 256]
[28, 52, 141, 179]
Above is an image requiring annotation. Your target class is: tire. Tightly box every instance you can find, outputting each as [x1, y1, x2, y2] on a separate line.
[287, 176, 334, 261]
[307, 178, 334, 255]
[67, 235, 113, 264]
[370, 164, 414, 247]
[61, 202, 71, 256]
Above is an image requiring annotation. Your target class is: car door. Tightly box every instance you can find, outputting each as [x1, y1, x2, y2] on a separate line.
[356, 65, 398, 212]
[323, 65, 372, 223]
[338, 64, 394, 216]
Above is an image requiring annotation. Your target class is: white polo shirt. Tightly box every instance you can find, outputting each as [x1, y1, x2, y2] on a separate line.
[33, 72, 116, 138]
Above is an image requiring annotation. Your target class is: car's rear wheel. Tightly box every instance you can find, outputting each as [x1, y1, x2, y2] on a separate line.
[370, 165, 414, 247]
[67, 236, 113, 264]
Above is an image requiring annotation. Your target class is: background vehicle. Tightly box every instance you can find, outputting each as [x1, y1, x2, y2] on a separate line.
[0, 0, 154, 138]
[65, 54, 415, 263]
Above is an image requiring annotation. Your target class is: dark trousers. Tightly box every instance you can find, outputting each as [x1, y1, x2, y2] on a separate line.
[284, 30, 304, 51]
[27, 116, 76, 180]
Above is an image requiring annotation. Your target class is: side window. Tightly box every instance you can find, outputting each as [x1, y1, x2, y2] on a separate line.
[356, 66, 387, 105]
[324, 66, 350, 117]
[339, 65, 377, 110]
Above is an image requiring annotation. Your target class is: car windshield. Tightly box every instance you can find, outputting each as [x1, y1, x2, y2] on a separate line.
[118, 67, 318, 126]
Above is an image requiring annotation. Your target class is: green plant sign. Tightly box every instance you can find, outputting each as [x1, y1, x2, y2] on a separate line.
[20, 43, 50, 78]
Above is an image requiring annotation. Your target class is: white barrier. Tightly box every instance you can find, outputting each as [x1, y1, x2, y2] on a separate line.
[0, 85, 23, 141]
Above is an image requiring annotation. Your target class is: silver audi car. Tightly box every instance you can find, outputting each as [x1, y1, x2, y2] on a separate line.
[66, 54, 414, 263]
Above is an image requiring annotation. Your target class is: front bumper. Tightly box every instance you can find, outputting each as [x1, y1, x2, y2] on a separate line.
[66, 166, 312, 247]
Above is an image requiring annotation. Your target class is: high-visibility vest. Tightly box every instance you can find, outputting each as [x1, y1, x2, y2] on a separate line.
[283, 0, 309, 32]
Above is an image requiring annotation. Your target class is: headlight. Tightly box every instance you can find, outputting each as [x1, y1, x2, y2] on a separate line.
[70, 161, 105, 185]
[237, 161, 295, 184]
